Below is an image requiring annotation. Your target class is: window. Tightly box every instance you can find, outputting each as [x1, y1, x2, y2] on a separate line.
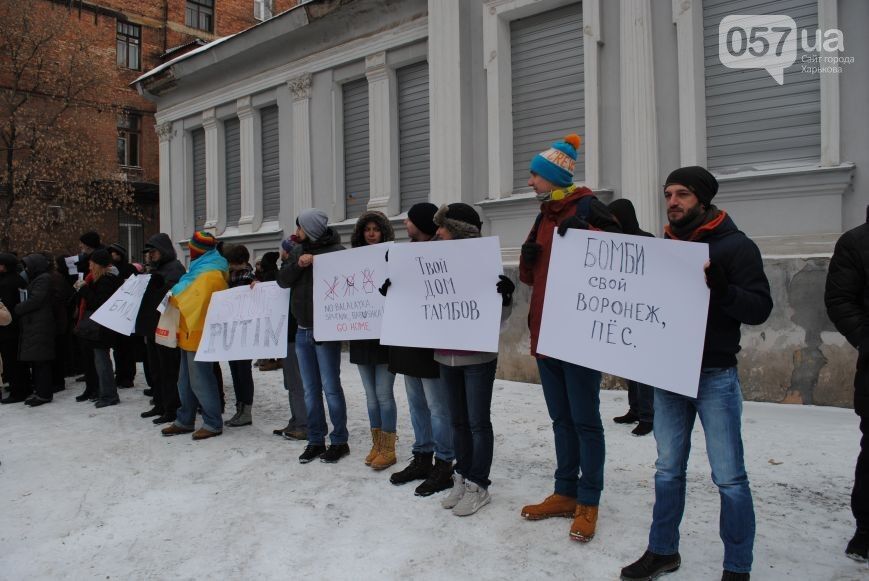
[118, 211, 144, 258]
[192, 128, 206, 230]
[254, 0, 273, 21]
[397, 61, 430, 212]
[186, 0, 214, 32]
[260, 105, 280, 221]
[116, 22, 140, 70]
[224, 117, 241, 226]
[343, 78, 370, 218]
[117, 113, 141, 168]
[510, 3, 585, 189]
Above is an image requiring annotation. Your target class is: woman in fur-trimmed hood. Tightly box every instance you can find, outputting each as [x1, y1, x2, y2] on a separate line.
[350, 210, 398, 470]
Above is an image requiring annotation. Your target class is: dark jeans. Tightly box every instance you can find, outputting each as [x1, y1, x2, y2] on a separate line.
[229, 359, 254, 405]
[441, 359, 497, 489]
[113, 334, 137, 384]
[628, 379, 654, 423]
[295, 328, 347, 446]
[31, 361, 53, 400]
[145, 337, 180, 416]
[82, 341, 98, 397]
[0, 337, 30, 399]
[94, 347, 118, 404]
[855, 413, 868, 531]
[537, 357, 605, 506]
[281, 340, 307, 430]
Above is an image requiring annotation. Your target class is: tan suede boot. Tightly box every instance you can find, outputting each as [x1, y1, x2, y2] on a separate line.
[371, 431, 397, 470]
[365, 428, 382, 466]
[521, 493, 577, 520]
[569, 504, 599, 542]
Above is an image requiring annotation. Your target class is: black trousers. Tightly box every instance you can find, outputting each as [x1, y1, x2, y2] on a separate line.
[856, 413, 868, 532]
[0, 337, 30, 399]
[31, 361, 53, 400]
[113, 334, 138, 385]
[51, 334, 67, 390]
[145, 336, 180, 416]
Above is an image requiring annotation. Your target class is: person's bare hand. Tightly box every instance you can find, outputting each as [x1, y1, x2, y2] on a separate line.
[298, 254, 314, 268]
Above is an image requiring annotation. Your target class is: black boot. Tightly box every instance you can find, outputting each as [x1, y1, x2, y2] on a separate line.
[141, 407, 162, 418]
[621, 550, 681, 580]
[390, 452, 433, 485]
[846, 529, 869, 562]
[414, 457, 454, 496]
[632, 421, 653, 437]
[614, 410, 639, 424]
[721, 572, 749, 581]
[75, 390, 94, 402]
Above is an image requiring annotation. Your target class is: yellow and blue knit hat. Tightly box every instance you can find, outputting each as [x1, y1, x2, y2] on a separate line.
[529, 133, 581, 187]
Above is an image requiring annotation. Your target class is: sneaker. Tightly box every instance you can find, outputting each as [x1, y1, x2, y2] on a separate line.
[415, 458, 454, 497]
[632, 421, 653, 437]
[299, 444, 327, 464]
[721, 572, 750, 581]
[320, 443, 350, 463]
[191, 428, 222, 440]
[570, 504, 599, 542]
[390, 452, 433, 485]
[620, 550, 681, 580]
[452, 481, 491, 517]
[845, 530, 869, 562]
[161, 424, 195, 437]
[441, 474, 466, 509]
[614, 410, 639, 424]
[521, 493, 577, 520]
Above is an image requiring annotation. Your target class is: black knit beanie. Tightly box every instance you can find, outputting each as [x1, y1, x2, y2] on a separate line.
[407, 203, 439, 236]
[90, 248, 112, 267]
[79, 231, 101, 249]
[664, 166, 719, 207]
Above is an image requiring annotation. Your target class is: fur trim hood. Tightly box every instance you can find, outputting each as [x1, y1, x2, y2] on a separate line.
[350, 211, 395, 248]
[433, 204, 482, 240]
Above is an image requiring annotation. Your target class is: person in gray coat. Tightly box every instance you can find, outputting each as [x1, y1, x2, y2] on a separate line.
[15, 254, 56, 406]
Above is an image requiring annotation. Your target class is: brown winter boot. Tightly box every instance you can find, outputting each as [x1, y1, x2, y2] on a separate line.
[365, 428, 382, 466]
[371, 431, 397, 471]
[521, 493, 577, 520]
[569, 504, 599, 542]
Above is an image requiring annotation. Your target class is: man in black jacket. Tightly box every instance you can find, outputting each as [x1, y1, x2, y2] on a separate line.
[0, 253, 28, 403]
[825, 207, 869, 562]
[622, 166, 772, 581]
[15, 254, 57, 406]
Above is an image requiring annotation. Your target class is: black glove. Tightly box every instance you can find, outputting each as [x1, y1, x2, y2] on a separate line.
[496, 275, 515, 307]
[704, 262, 728, 300]
[378, 278, 391, 297]
[557, 215, 590, 236]
[521, 241, 541, 265]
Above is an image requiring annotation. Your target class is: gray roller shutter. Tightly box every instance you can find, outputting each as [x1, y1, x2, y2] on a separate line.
[260, 105, 280, 221]
[343, 78, 370, 218]
[224, 117, 241, 226]
[191, 128, 206, 231]
[398, 61, 431, 212]
[511, 3, 585, 190]
[703, 0, 820, 171]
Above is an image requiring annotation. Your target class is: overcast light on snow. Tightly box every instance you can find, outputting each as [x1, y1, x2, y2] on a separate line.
[0, 355, 865, 580]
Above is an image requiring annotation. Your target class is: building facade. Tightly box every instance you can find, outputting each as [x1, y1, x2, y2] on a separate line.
[135, 0, 869, 407]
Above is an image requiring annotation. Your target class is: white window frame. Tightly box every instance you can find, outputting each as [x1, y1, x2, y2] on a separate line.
[483, 0, 602, 198]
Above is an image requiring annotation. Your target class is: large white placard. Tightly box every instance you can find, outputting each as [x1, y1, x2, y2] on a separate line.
[90, 274, 152, 335]
[195, 281, 290, 362]
[380, 237, 504, 353]
[313, 242, 391, 341]
[537, 230, 710, 397]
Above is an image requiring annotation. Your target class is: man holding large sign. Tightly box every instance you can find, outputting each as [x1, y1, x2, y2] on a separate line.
[621, 167, 772, 581]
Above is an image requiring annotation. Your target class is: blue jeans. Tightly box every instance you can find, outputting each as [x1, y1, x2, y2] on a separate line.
[628, 379, 655, 423]
[175, 349, 223, 432]
[537, 357, 605, 506]
[404, 374, 454, 461]
[228, 359, 254, 405]
[441, 359, 497, 489]
[648, 367, 754, 574]
[295, 328, 347, 445]
[281, 340, 306, 430]
[94, 347, 118, 404]
[357, 363, 397, 432]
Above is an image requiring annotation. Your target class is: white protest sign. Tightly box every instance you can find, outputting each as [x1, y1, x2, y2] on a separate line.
[90, 274, 152, 335]
[195, 281, 290, 362]
[537, 230, 709, 398]
[64, 256, 79, 276]
[313, 242, 391, 341]
[380, 237, 504, 353]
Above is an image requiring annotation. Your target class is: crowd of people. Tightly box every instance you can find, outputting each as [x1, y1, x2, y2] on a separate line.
[0, 134, 865, 581]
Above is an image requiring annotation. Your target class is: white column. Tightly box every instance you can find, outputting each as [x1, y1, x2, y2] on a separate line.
[237, 96, 262, 232]
[277, 83, 294, 234]
[620, 0, 661, 234]
[155, 122, 175, 234]
[582, 0, 602, 189]
[483, 4, 513, 199]
[201, 108, 224, 233]
[672, 0, 707, 167]
[819, 0, 840, 166]
[366, 51, 399, 216]
[428, 0, 467, 207]
[288, 74, 313, 212]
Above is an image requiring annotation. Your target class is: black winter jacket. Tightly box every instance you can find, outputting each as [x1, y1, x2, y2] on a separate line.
[15, 255, 56, 361]
[0, 254, 23, 341]
[77, 271, 124, 348]
[667, 214, 772, 368]
[825, 217, 869, 415]
[135, 233, 187, 336]
[277, 228, 344, 330]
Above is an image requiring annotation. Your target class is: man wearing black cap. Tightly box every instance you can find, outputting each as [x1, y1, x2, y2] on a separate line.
[621, 166, 773, 581]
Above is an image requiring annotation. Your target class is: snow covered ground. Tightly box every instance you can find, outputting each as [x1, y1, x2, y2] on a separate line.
[0, 354, 864, 581]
